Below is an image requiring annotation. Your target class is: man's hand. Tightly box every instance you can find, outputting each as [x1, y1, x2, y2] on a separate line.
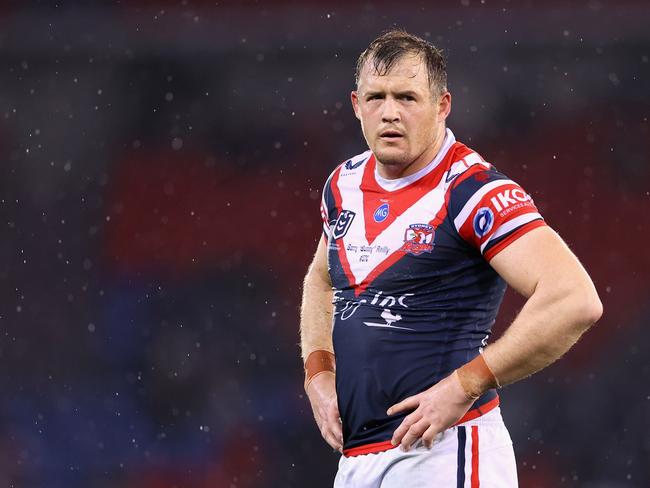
[387, 371, 474, 451]
[305, 371, 343, 452]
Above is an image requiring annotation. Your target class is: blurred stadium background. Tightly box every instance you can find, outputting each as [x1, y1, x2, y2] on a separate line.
[0, 1, 648, 486]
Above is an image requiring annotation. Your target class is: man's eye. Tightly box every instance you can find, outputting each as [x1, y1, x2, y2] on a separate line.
[400, 95, 416, 101]
[367, 95, 382, 101]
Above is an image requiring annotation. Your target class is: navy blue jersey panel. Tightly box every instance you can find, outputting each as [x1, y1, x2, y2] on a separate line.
[448, 167, 511, 218]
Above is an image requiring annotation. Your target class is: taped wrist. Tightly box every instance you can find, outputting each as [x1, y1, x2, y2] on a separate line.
[304, 350, 336, 391]
[456, 354, 500, 400]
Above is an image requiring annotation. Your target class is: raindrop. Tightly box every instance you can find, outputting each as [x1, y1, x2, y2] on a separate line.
[171, 137, 183, 150]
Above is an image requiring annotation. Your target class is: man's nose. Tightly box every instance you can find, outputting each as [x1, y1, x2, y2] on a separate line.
[381, 97, 400, 122]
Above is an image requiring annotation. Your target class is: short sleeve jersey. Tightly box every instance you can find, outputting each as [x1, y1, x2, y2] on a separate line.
[319, 129, 546, 456]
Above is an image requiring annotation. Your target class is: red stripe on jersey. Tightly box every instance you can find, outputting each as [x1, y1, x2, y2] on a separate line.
[355, 249, 404, 296]
[427, 167, 466, 231]
[457, 183, 540, 251]
[430, 150, 487, 229]
[471, 425, 480, 487]
[453, 395, 500, 426]
[360, 154, 385, 244]
[356, 187, 451, 296]
[361, 152, 450, 245]
[354, 153, 456, 295]
[343, 397, 498, 458]
[330, 166, 357, 289]
[354, 143, 480, 296]
[448, 143, 476, 164]
[484, 219, 546, 261]
[342, 440, 397, 457]
[319, 200, 329, 236]
[450, 163, 490, 193]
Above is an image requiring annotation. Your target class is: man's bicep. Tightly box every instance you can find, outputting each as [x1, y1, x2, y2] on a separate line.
[488, 226, 584, 298]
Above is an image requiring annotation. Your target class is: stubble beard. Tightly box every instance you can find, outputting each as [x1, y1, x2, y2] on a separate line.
[372, 140, 413, 168]
[374, 138, 440, 178]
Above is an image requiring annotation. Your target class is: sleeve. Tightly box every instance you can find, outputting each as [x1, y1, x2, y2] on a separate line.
[320, 170, 337, 242]
[449, 167, 547, 261]
[320, 194, 330, 241]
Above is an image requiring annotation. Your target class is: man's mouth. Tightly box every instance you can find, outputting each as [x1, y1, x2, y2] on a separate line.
[379, 130, 403, 139]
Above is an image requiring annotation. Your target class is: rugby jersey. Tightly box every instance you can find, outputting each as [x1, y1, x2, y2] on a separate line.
[320, 129, 546, 456]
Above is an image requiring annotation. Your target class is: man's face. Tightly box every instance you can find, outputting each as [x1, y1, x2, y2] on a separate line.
[351, 54, 451, 174]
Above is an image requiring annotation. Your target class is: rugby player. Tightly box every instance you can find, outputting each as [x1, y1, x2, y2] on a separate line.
[300, 30, 602, 487]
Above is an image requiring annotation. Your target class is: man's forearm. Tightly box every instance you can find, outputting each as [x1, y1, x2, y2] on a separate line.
[299, 267, 335, 361]
[479, 283, 602, 390]
[453, 227, 603, 398]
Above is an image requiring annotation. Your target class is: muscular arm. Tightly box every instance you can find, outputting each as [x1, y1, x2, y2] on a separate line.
[481, 225, 603, 385]
[389, 225, 603, 450]
[299, 236, 343, 451]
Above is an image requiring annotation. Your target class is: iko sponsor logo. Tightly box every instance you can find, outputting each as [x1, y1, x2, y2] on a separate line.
[490, 188, 532, 212]
[473, 207, 494, 238]
[373, 203, 389, 223]
[332, 210, 356, 240]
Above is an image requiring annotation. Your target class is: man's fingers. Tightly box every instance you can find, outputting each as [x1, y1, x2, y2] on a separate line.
[322, 425, 343, 452]
[329, 417, 344, 448]
[323, 431, 339, 451]
[390, 410, 422, 446]
[320, 406, 343, 451]
[311, 397, 343, 452]
[421, 424, 440, 449]
[326, 404, 343, 446]
[400, 418, 429, 451]
[386, 394, 420, 416]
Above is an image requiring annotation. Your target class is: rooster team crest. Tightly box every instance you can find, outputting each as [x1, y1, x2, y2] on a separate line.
[400, 223, 435, 255]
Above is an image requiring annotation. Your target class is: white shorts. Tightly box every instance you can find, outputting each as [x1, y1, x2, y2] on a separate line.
[333, 407, 518, 488]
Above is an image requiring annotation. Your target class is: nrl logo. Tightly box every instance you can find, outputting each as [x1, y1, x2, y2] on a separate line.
[332, 210, 356, 240]
[400, 223, 435, 256]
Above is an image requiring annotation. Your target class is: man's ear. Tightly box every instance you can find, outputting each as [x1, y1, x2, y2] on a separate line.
[351, 91, 361, 121]
[438, 91, 452, 122]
